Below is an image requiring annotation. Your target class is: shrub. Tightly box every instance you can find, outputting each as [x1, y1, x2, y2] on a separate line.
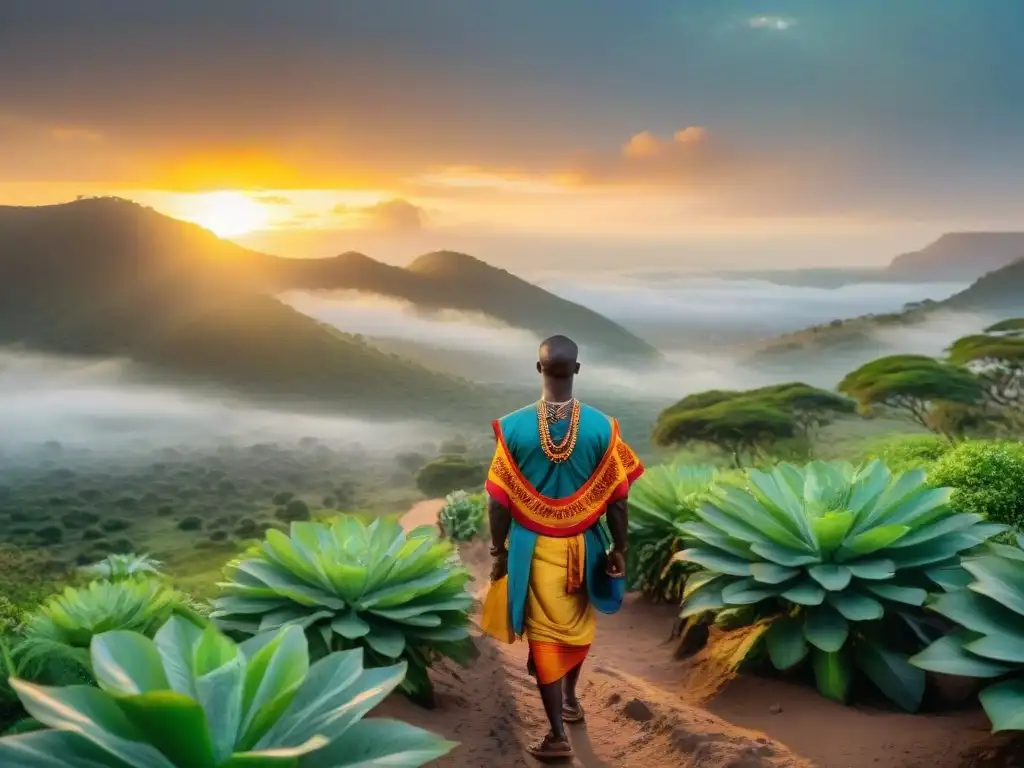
[415, 456, 485, 498]
[438, 490, 486, 542]
[864, 435, 953, 474]
[99, 517, 131, 533]
[211, 516, 475, 706]
[627, 464, 720, 602]
[78, 553, 164, 582]
[276, 498, 311, 522]
[15, 579, 199, 682]
[676, 459, 1003, 711]
[177, 516, 203, 531]
[272, 491, 295, 505]
[928, 440, 1024, 532]
[0, 617, 456, 765]
[910, 537, 1024, 732]
[34, 526, 63, 545]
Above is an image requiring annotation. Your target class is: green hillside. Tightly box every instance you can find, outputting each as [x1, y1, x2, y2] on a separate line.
[261, 248, 660, 362]
[747, 257, 1024, 368]
[0, 198, 658, 363]
[0, 198, 515, 423]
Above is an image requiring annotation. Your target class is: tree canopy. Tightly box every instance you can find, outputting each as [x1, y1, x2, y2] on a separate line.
[837, 354, 986, 440]
[652, 382, 853, 466]
[946, 319, 1024, 424]
[414, 456, 485, 498]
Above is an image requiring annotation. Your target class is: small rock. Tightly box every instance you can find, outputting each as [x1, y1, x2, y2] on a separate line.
[768, 703, 783, 715]
[623, 698, 654, 722]
[607, 692, 622, 706]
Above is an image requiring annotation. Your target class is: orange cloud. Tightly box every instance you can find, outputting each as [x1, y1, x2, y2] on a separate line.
[563, 125, 748, 189]
[332, 198, 427, 233]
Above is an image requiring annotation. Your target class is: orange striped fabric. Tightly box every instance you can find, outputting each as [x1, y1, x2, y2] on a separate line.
[528, 640, 591, 685]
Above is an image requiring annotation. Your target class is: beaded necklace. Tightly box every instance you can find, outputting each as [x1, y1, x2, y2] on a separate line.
[537, 399, 581, 463]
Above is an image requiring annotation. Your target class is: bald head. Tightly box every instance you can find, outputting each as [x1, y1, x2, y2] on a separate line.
[537, 335, 580, 380]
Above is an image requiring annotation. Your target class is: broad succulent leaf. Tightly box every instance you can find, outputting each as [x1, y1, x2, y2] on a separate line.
[910, 544, 1024, 732]
[438, 490, 486, 542]
[678, 460, 1002, 711]
[210, 517, 475, 705]
[15, 580, 200, 683]
[627, 464, 721, 602]
[0, 617, 456, 766]
[79, 554, 164, 582]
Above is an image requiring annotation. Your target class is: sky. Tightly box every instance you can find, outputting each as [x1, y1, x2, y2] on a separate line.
[2, 0, 1024, 269]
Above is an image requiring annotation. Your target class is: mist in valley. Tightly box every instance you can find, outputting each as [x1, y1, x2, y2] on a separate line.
[279, 273, 979, 405]
[0, 352, 440, 468]
[0, 273, 993, 468]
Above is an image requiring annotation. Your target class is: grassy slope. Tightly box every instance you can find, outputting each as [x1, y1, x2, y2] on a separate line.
[0, 199, 520, 423]
[0, 198, 657, 362]
[745, 257, 1024, 369]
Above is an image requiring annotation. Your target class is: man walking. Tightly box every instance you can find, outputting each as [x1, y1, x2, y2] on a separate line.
[483, 335, 643, 760]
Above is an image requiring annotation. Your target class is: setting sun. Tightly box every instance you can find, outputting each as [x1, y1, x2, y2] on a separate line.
[179, 191, 270, 237]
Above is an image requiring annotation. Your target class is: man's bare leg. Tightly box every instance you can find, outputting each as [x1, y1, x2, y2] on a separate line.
[562, 662, 584, 722]
[529, 679, 572, 759]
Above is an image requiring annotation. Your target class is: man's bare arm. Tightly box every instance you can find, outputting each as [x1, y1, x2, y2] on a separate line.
[488, 495, 512, 552]
[487, 495, 512, 581]
[605, 498, 629, 554]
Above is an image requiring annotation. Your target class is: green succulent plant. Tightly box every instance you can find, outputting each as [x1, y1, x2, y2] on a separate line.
[210, 516, 476, 706]
[16, 580, 202, 683]
[910, 535, 1024, 732]
[676, 459, 1004, 711]
[438, 490, 486, 542]
[0, 616, 457, 766]
[79, 553, 165, 581]
[627, 464, 720, 602]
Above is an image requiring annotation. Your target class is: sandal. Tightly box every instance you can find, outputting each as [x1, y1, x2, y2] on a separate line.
[527, 731, 573, 761]
[562, 700, 585, 724]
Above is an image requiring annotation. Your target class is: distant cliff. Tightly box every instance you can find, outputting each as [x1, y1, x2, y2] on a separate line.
[887, 232, 1024, 280]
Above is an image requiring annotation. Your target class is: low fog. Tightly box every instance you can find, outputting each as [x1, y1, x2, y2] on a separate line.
[0, 353, 438, 461]
[0, 274, 994, 461]
[280, 274, 979, 401]
[532, 273, 970, 349]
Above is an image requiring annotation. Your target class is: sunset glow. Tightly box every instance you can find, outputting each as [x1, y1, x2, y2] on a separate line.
[174, 191, 271, 237]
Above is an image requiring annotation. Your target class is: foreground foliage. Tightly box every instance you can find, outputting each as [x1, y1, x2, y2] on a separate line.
[15, 579, 199, 683]
[928, 440, 1024, 533]
[910, 537, 1024, 732]
[79, 553, 164, 582]
[677, 459, 1003, 710]
[0, 616, 457, 766]
[438, 490, 486, 542]
[211, 517, 475, 706]
[627, 465, 720, 602]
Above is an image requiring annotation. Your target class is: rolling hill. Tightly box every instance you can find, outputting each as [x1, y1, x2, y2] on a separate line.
[256, 249, 660, 362]
[0, 198, 658, 363]
[0, 198, 523, 422]
[746, 255, 1024, 370]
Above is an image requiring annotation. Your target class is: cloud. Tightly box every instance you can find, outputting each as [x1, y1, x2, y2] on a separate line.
[49, 126, 104, 143]
[332, 198, 427, 233]
[564, 126, 746, 189]
[747, 16, 797, 31]
[253, 194, 292, 205]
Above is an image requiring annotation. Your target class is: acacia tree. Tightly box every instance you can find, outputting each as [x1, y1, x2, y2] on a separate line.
[653, 400, 797, 467]
[747, 382, 856, 435]
[837, 354, 986, 441]
[947, 318, 1024, 428]
[653, 383, 855, 466]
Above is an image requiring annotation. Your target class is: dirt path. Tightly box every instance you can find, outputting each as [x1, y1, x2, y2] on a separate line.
[387, 501, 812, 767]
[386, 501, 1013, 768]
